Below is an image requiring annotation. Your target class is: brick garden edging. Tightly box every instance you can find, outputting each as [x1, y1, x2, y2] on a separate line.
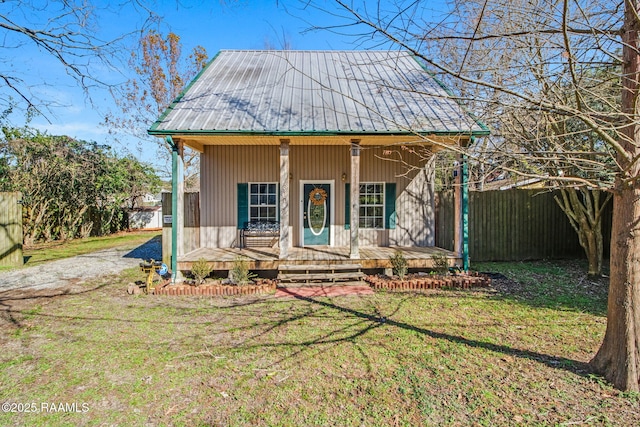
[364, 272, 491, 291]
[153, 279, 278, 296]
[144, 274, 491, 297]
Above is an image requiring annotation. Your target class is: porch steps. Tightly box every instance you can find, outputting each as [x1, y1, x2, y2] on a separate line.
[277, 263, 365, 286]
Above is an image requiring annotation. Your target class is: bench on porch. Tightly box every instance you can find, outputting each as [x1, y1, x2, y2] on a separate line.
[240, 221, 280, 248]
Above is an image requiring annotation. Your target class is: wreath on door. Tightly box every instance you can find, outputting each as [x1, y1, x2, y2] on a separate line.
[309, 187, 327, 206]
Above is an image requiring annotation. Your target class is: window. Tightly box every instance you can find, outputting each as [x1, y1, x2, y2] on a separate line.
[249, 183, 277, 222]
[359, 183, 384, 229]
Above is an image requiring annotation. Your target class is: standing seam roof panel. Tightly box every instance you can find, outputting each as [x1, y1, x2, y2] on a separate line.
[372, 53, 413, 131]
[353, 51, 385, 131]
[257, 52, 279, 131]
[150, 50, 487, 134]
[365, 53, 397, 131]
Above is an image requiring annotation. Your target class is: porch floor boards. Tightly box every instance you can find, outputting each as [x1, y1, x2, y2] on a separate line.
[178, 246, 460, 271]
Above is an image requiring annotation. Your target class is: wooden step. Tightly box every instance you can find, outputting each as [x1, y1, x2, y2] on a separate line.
[278, 271, 365, 281]
[278, 263, 362, 272]
[278, 280, 368, 288]
[278, 263, 364, 284]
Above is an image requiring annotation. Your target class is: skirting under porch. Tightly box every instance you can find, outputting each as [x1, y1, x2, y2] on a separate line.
[178, 246, 461, 272]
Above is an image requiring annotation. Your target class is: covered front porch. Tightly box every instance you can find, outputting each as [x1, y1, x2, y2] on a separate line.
[178, 245, 461, 271]
[148, 50, 489, 281]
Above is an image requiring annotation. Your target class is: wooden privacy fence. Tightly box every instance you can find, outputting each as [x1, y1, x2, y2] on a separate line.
[161, 192, 200, 265]
[0, 192, 23, 267]
[436, 189, 613, 262]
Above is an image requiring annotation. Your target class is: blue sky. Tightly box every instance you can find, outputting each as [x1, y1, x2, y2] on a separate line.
[6, 0, 449, 168]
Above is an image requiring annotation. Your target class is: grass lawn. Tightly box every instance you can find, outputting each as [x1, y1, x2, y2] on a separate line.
[0, 259, 638, 426]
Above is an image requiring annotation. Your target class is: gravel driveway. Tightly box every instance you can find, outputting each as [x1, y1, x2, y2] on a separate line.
[0, 237, 162, 292]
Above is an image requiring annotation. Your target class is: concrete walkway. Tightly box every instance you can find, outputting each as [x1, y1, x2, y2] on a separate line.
[0, 238, 161, 292]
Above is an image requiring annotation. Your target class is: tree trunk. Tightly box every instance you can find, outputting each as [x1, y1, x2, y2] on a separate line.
[582, 227, 602, 277]
[591, 186, 640, 391]
[555, 188, 609, 276]
[590, 0, 640, 392]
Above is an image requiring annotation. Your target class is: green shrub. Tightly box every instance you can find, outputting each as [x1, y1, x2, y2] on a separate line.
[431, 253, 449, 275]
[191, 257, 212, 285]
[231, 256, 257, 286]
[390, 251, 408, 280]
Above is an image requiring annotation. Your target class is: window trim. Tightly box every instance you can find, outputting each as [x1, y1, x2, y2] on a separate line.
[358, 182, 385, 229]
[248, 182, 278, 222]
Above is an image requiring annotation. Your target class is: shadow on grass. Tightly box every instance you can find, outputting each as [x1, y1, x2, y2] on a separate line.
[474, 259, 609, 317]
[2, 280, 595, 381]
[0, 275, 276, 331]
[0, 257, 599, 383]
[0, 282, 112, 328]
[263, 288, 593, 379]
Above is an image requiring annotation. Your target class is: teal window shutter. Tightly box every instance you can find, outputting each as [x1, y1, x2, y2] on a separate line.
[344, 183, 350, 230]
[385, 183, 397, 229]
[237, 183, 248, 229]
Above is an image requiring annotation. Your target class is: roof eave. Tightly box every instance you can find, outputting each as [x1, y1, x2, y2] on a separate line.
[147, 129, 491, 138]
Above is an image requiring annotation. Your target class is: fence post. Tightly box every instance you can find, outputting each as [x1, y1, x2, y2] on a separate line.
[0, 192, 23, 267]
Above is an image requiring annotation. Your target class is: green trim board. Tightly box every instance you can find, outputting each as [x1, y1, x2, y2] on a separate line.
[462, 147, 470, 271]
[344, 183, 350, 230]
[148, 128, 490, 137]
[384, 183, 397, 230]
[237, 183, 249, 229]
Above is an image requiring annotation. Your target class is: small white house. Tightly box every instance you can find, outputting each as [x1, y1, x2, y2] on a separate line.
[128, 206, 163, 229]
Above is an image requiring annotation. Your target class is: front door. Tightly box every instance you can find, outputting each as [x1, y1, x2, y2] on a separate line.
[303, 183, 331, 245]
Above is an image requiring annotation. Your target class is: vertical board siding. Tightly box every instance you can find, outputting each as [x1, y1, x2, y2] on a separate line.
[435, 189, 611, 262]
[199, 144, 436, 248]
[435, 191, 455, 251]
[201, 145, 279, 247]
[0, 192, 23, 267]
[359, 147, 433, 247]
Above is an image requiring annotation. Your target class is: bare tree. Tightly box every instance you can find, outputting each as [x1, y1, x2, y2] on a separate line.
[106, 29, 208, 189]
[301, 0, 639, 391]
[432, 0, 618, 277]
[0, 0, 153, 120]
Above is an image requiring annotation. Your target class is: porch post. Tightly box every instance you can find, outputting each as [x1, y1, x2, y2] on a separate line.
[350, 140, 361, 259]
[453, 154, 462, 262]
[167, 136, 184, 282]
[279, 139, 290, 259]
[177, 140, 185, 260]
[453, 148, 470, 271]
[461, 152, 470, 272]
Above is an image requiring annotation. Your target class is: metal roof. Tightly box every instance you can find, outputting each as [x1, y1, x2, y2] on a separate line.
[149, 50, 489, 136]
